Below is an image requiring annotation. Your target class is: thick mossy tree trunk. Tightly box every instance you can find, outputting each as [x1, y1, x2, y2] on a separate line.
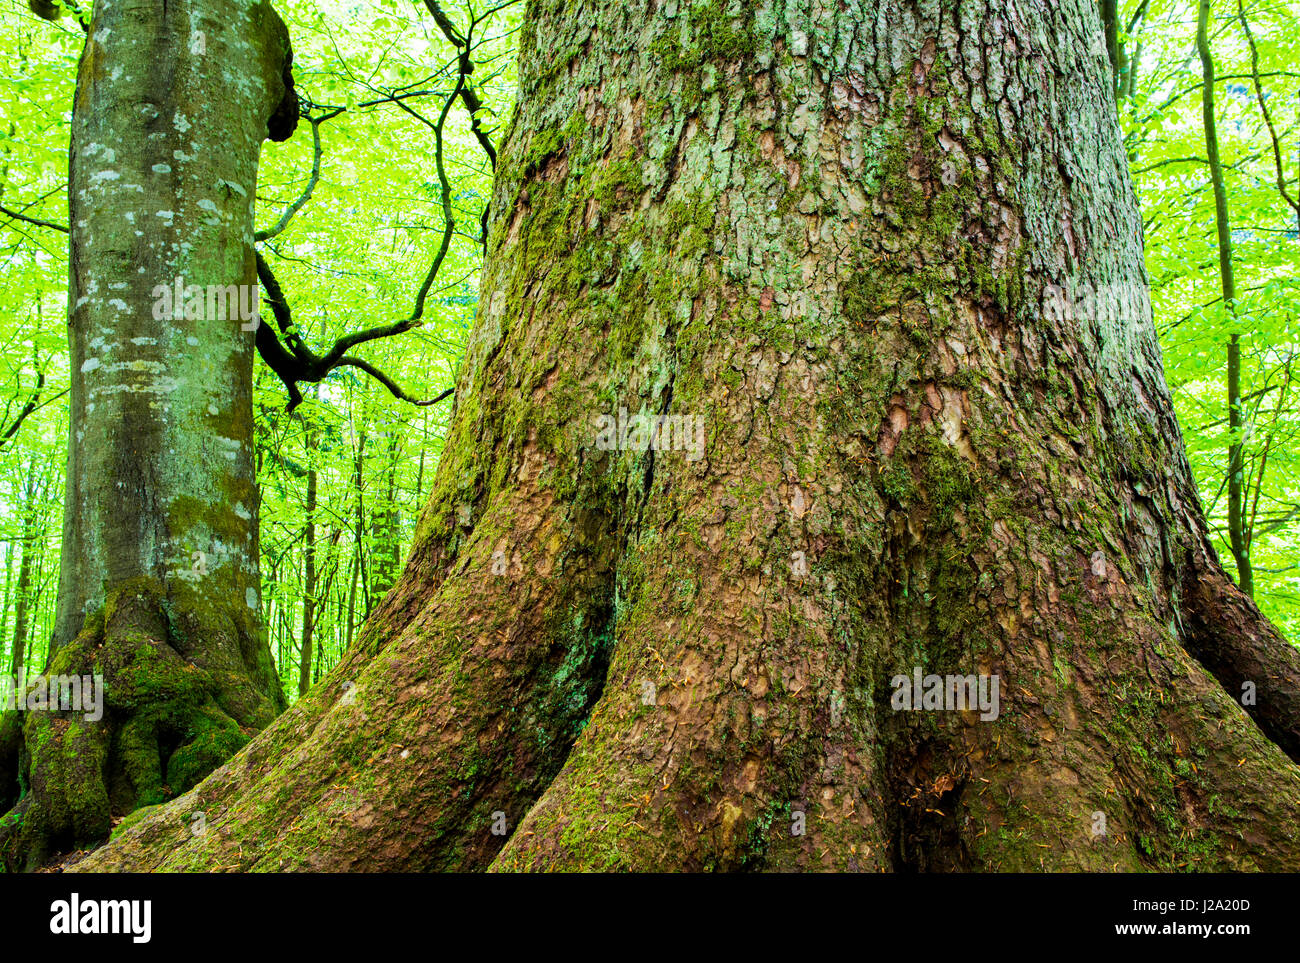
[0, 0, 297, 870]
[83, 0, 1300, 872]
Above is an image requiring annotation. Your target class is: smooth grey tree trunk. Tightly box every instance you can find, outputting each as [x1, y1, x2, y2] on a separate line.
[1, 0, 297, 870]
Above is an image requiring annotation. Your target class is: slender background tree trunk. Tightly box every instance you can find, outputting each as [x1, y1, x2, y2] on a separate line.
[7, 463, 39, 681]
[1197, 0, 1252, 599]
[298, 439, 318, 697]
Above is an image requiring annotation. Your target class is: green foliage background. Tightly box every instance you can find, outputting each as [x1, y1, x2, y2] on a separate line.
[0, 0, 1295, 703]
[1121, 0, 1300, 635]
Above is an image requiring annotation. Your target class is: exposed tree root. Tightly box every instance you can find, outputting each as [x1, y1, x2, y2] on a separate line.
[1, 583, 281, 871]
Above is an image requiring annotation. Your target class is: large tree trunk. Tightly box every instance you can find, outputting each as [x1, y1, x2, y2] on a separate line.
[81, 0, 1300, 873]
[0, 0, 297, 870]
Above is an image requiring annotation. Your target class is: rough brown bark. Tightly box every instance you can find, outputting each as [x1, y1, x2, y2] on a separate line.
[79, 0, 1300, 873]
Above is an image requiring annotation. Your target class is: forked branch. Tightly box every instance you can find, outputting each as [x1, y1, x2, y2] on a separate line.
[252, 76, 465, 411]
